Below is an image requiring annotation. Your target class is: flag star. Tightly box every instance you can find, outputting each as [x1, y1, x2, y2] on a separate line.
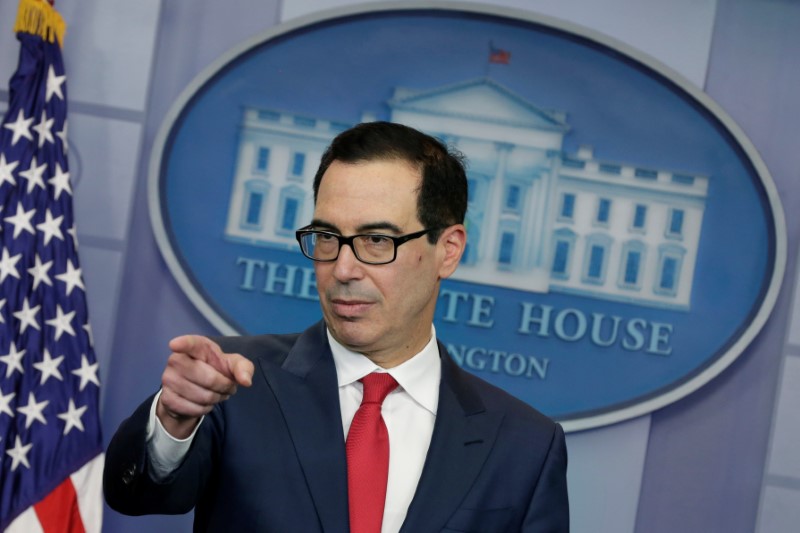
[67, 224, 79, 248]
[72, 354, 100, 390]
[36, 209, 64, 245]
[34, 348, 65, 385]
[0, 153, 18, 187]
[2, 109, 34, 146]
[45, 305, 76, 341]
[12, 298, 41, 333]
[18, 155, 47, 193]
[56, 120, 68, 153]
[58, 399, 88, 435]
[0, 298, 5, 323]
[56, 259, 85, 295]
[0, 247, 23, 282]
[4, 203, 36, 239]
[28, 254, 54, 289]
[17, 391, 49, 429]
[0, 343, 25, 378]
[0, 385, 14, 417]
[49, 162, 72, 199]
[83, 322, 94, 346]
[5, 435, 33, 471]
[46, 64, 67, 102]
[32, 110, 55, 148]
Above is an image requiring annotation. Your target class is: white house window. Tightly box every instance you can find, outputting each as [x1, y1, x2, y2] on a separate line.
[596, 198, 611, 225]
[635, 168, 658, 180]
[632, 204, 647, 231]
[666, 208, 685, 239]
[505, 185, 521, 211]
[559, 192, 576, 221]
[281, 198, 299, 230]
[587, 246, 605, 280]
[254, 146, 270, 174]
[293, 116, 316, 128]
[672, 173, 695, 185]
[654, 244, 686, 296]
[246, 193, 263, 226]
[276, 186, 305, 235]
[550, 228, 576, 280]
[290, 152, 306, 177]
[619, 240, 646, 289]
[553, 241, 570, 275]
[257, 110, 280, 122]
[498, 231, 515, 266]
[659, 257, 678, 292]
[240, 179, 269, 230]
[599, 163, 621, 175]
[582, 234, 612, 285]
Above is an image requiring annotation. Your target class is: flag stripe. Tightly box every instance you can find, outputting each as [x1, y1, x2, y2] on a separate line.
[5, 508, 45, 533]
[70, 455, 104, 532]
[33, 478, 86, 533]
[5, 456, 103, 532]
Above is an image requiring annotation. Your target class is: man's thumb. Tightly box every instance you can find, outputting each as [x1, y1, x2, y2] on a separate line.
[228, 354, 255, 387]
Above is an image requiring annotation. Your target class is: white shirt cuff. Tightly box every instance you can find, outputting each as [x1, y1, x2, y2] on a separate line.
[146, 389, 204, 481]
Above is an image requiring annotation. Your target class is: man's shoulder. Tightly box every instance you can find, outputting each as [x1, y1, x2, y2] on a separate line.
[440, 346, 557, 431]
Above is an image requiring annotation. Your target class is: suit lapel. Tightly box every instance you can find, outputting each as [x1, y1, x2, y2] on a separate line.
[256, 322, 349, 533]
[400, 346, 504, 532]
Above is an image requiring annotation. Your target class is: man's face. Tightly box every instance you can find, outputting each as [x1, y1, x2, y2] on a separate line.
[311, 159, 464, 367]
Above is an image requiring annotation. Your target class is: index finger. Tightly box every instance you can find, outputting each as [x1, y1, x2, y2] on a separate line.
[168, 335, 233, 380]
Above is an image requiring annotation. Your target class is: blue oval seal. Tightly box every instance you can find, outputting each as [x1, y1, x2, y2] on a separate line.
[149, 3, 786, 431]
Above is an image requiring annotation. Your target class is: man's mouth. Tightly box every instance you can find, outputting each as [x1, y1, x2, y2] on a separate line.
[330, 298, 373, 317]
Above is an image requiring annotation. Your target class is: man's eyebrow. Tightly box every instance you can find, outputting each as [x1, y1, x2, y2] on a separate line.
[309, 218, 340, 233]
[356, 221, 403, 234]
[308, 219, 403, 235]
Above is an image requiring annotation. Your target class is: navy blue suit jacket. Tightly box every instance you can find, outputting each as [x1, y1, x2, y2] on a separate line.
[104, 322, 569, 532]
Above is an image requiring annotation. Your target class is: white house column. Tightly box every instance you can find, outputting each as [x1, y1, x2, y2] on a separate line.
[520, 173, 541, 270]
[479, 142, 512, 266]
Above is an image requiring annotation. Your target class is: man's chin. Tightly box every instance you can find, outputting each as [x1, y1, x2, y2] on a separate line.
[329, 323, 377, 351]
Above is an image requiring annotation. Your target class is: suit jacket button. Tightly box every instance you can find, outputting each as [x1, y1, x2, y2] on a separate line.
[122, 465, 136, 485]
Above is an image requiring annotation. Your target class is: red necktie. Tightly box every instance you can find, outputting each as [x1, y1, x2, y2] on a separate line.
[346, 372, 399, 533]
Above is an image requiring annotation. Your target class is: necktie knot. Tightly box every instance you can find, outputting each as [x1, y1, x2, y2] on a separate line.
[360, 372, 398, 405]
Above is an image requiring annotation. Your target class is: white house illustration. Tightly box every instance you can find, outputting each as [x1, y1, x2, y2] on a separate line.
[224, 78, 708, 310]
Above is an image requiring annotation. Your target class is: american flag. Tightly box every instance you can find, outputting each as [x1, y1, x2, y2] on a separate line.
[489, 42, 511, 65]
[1, 1, 103, 531]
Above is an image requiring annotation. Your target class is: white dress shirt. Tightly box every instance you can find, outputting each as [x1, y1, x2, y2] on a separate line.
[147, 327, 441, 533]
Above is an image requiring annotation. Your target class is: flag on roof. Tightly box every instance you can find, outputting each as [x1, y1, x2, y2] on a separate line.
[489, 42, 511, 65]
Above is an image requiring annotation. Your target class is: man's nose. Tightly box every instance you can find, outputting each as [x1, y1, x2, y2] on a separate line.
[332, 242, 364, 281]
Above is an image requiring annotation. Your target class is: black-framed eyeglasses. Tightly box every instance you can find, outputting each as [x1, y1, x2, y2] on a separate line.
[295, 225, 441, 265]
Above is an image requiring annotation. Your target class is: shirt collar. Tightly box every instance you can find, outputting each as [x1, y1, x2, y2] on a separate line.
[327, 326, 441, 416]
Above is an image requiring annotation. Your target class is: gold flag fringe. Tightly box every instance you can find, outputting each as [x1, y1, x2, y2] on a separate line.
[13, 0, 66, 47]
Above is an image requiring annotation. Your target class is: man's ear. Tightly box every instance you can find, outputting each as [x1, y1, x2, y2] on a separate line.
[437, 224, 467, 279]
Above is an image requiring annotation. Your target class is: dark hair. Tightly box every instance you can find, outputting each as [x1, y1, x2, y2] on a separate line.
[313, 121, 468, 243]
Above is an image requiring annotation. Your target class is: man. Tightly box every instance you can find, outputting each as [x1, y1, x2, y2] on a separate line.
[104, 121, 569, 532]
